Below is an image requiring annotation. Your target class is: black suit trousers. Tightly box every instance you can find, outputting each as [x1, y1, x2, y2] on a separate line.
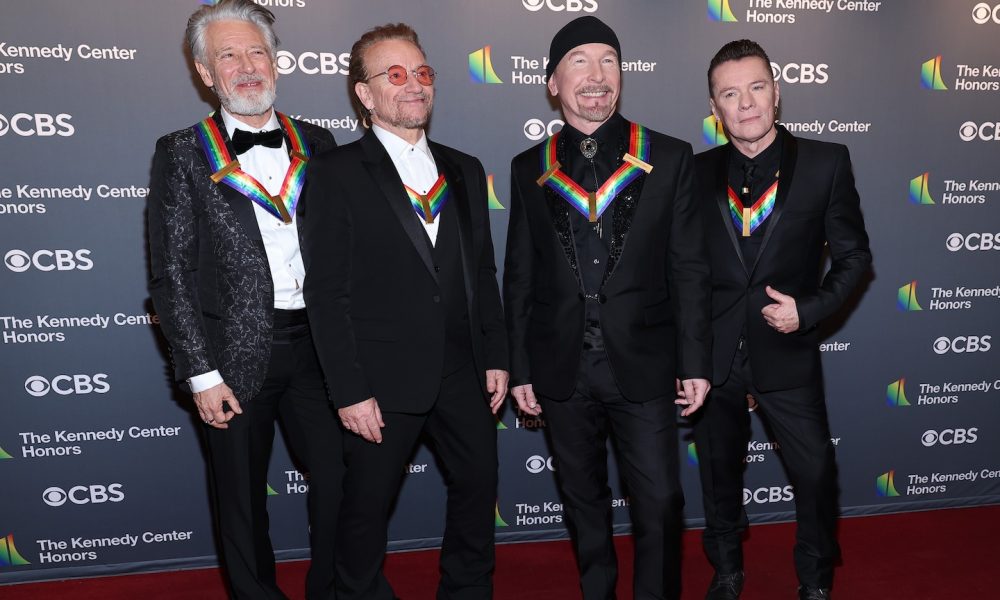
[203, 322, 343, 600]
[540, 349, 684, 600]
[692, 344, 840, 588]
[335, 363, 498, 600]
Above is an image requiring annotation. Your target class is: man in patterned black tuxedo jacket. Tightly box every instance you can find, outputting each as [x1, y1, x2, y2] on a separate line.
[147, 1, 340, 598]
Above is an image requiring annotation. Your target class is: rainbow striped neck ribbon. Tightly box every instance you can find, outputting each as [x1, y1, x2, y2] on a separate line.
[728, 179, 778, 237]
[193, 112, 310, 224]
[536, 121, 653, 223]
[404, 174, 450, 224]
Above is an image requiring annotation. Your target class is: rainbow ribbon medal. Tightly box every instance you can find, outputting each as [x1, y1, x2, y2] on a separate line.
[404, 175, 450, 224]
[728, 179, 778, 237]
[193, 112, 310, 223]
[536, 122, 652, 222]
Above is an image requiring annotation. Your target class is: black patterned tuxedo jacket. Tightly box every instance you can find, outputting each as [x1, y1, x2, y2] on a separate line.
[147, 111, 335, 402]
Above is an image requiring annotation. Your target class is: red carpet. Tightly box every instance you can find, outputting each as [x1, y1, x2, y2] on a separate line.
[2, 506, 995, 599]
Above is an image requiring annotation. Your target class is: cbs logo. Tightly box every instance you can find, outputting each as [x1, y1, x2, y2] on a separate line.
[24, 374, 110, 397]
[525, 455, 556, 473]
[742, 485, 794, 505]
[522, 0, 598, 12]
[932, 335, 992, 354]
[945, 232, 1000, 252]
[523, 118, 564, 141]
[921, 428, 978, 447]
[0, 113, 74, 137]
[959, 121, 1000, 141]
[42, 484, 125, 507]
[275, 50, 350, 76]
[770, 62, 829, 84]
[4, 249, 93, 272]
[972, 3, 1000, 23]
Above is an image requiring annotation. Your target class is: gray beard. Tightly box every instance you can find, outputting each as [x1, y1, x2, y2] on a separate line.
[218, 85, 277, 119]
[578, 104, 615, 123]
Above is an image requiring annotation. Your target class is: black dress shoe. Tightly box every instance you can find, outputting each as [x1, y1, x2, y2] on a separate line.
[705, 571, 744, 599]
[798, 586, 830, 600]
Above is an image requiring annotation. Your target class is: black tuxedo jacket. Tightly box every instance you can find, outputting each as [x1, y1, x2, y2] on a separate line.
[504, 119, 712, 403]
[695, 126, 871, 392]
[299, 131, 508, 412]
[147, 111, 335, 402]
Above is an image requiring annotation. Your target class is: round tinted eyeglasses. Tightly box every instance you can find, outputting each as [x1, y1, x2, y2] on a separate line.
[365, 65, 436, 86]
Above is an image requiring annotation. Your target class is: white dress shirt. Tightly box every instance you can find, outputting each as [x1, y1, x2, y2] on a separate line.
[189, 108, 307, 393]
[372, 124, 442, 245]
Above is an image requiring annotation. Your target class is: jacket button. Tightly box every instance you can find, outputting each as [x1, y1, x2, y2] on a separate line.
[433, 295, 441, 303]
[434, 265, 440, 272]
[577, 292, 585, 301]
[598, 294, 607, 304]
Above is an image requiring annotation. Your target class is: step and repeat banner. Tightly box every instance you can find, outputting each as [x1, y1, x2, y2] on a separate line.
[2, 0, 998, 584]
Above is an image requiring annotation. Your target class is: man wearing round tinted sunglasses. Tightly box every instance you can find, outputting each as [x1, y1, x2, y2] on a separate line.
[365, 63, 436, 88]
[300, 22, 508, 600]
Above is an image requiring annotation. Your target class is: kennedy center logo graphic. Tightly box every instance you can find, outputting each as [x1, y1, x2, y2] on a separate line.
[909, 172, 935, 205]
[0, 534, 30, 566]
[494, 503, 509, 527]
[876, 471, 901, 497]
[702, 115, 728, 146]
[686, 443, 699, 466]
[897, 281, 923, 311]
[469, 46, 503, 84]
[886, 379, 911, 407]
[708, 0, 738, 22]
[487, 174, 505, 209]
[921, 56, 948, 90]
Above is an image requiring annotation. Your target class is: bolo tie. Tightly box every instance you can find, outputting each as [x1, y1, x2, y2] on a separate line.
[580, 136, 602, 237]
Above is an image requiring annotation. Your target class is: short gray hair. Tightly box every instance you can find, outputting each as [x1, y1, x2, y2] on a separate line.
[185, 0, 279, 64]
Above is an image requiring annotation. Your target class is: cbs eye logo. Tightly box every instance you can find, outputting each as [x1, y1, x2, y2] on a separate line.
[522, 0, 598, 12]
[972, 3, 1000, 24]
[4, 249, 94, 272]
[42, 484, 125, 506]
[523, 118, 564, 141]
[921, 428, 978, 447]
[932, 335, 992, 354]
[959, 121, 1000, 141]
[525, 455, 556, 473]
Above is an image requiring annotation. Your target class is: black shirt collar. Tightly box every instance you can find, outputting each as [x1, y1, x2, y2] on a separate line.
[730, 126, 782, 174]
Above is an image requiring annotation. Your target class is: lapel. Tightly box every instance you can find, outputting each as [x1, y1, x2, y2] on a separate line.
[207, 110, 264, 244]
[430, 143, 476, 305]
[748, 127, 797, 278]
[713, 144, 748, 275]
[543, 187, 582, 289]
[600, 119, 646, 286]
[360, 131, 439, 285]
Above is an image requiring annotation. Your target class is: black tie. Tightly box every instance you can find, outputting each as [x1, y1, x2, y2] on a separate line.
[741, 160, 757, 199]
[231, 128, 283, 155]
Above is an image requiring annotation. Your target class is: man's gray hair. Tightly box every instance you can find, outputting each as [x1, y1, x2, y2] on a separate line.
[186, 0, 279, 64]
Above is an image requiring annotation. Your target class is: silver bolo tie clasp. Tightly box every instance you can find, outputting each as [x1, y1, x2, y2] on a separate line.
[580, 137, 598, 160]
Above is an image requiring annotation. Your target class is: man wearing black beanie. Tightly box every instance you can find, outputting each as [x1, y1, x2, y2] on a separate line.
[504, 16, 712, 600]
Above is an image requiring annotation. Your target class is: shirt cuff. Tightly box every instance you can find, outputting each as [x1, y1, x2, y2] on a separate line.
[188, 370, 224, 394]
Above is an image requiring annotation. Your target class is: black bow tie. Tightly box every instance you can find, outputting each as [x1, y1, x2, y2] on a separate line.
[232, 128, 283, 155]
